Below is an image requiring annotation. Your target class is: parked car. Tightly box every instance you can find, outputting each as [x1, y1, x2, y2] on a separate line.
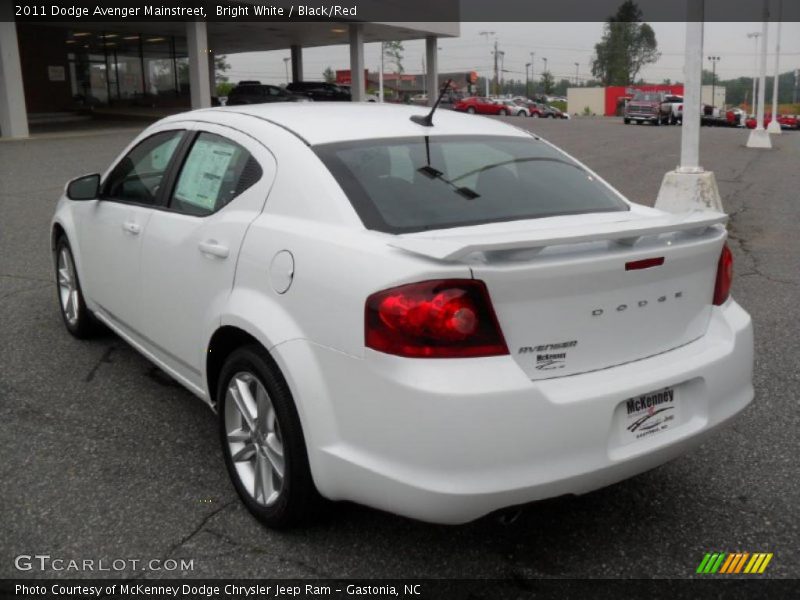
[286, 81, 351, 102]
[546, 105, 569, 119]
[226, 82, 303, 106]
[453, 96, 508, 115]
[745, 113, 799, 130]
[410, 93, 429, 105]
[623, 91, 671, 125]
[515, 101, 551, 118]
[702, 106, 744, 128]
[339, 85, 378, 102]
[498, 99, 529, 117]
[51, 103, 752, 527]
[664, 95, 683, 124]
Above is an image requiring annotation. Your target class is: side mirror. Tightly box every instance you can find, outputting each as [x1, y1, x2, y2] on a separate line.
[66, 173, 100, 200]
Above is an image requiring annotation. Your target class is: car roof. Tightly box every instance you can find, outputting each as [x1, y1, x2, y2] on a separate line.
[178, 103, 533, 146]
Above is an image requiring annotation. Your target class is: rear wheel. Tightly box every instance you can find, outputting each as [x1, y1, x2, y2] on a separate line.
[218, 345, 319, 528]
[54, 236, 96, 338]
[532, 112, 540, 118]
[466, 106, 476, 114]
[498, 109, 508, 116]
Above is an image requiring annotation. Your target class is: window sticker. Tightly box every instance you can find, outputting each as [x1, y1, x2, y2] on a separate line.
[174, 139, 239, 211]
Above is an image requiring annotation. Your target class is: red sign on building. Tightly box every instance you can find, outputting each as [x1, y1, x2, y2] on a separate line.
[335, 69, 369, 88]
[604, 84, 684, 116]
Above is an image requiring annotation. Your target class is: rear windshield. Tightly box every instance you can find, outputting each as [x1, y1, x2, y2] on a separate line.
[314, 135, 629, 234]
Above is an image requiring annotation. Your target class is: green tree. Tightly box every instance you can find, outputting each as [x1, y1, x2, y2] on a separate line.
[322, 66, 336, 83]
[590, 0, 660, 86]
[215, 54, 231, 84]
[702, 69, 717, 85]
[383, 41, 405, 74]
[553, 78, 572, 96]
[540, 71, 555, 94]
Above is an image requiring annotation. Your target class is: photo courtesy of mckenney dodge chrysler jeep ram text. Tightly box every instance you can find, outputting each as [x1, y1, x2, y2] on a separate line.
[51, 102, 753, 527]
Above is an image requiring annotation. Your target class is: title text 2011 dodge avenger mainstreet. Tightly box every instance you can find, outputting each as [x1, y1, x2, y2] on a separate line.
[51, 103, 753, 527]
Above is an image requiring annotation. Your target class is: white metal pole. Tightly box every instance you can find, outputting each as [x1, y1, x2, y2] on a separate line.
[679, 19, 703, 172]
[747, 32, 760, 113]
[767, 0, 783, 134]
[655, 0, 724, 213]
[747, 1, 772, 147]
[379, 43, 384, 103]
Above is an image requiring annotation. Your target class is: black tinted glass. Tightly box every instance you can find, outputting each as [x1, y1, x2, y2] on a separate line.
[314, 135, 628, 234]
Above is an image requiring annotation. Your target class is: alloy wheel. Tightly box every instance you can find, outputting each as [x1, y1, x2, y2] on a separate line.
[57, 247, 80, 326]
[224, 372, 285, 506]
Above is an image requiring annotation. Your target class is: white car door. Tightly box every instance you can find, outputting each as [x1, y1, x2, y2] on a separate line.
[74, 128, 187, 334]
[137, 123, 276, 391]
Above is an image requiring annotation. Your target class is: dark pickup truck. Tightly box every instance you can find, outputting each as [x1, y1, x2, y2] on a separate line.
[623, 91, 671, 126]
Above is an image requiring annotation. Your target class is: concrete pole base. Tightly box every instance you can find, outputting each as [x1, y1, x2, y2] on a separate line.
[746, 128, 772, 148]
[766, 120, 782, 134]
[655, 170, 724, 213]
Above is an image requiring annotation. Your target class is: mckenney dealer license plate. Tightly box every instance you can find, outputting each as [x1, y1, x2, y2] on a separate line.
[620, 386, 679, 444]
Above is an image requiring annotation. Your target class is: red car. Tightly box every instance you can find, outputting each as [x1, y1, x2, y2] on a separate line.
[745, 114, 799, 130]
[453, 97, 509, 116]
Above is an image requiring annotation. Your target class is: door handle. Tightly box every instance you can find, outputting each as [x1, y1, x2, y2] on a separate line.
[122, 221, 141, 235]
[198, 240, 230, 259]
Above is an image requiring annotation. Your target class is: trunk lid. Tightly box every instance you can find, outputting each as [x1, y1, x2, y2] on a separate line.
[391, 210, 727, 379]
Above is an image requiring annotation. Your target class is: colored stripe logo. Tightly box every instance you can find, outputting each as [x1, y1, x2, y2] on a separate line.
[696, 552, 773, 574]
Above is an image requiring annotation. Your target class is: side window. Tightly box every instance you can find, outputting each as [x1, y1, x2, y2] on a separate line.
[170, 132, 263, 217]
[103, 131, 183, 205]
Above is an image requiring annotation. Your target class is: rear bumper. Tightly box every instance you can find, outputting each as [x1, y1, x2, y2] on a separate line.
[274, 300, 753, 524]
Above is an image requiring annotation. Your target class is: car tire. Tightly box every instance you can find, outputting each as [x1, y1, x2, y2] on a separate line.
[653, 117, 660, 126]
[669, 114, 677, 125]
[54, 236, 97, 339]
[517, 111, 526, 117]
[467, 107, 476, 114]
[532, 112, 540, 118]
[623, 118, 630, 124]
[218, 345, 319, 529]
[499, 109, 508, 116]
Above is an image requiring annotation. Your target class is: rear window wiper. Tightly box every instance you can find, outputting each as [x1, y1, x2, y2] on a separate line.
[417, 136, 481, 200]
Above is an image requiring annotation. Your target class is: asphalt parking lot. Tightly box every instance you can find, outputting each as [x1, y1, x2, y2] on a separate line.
[1, 116, 798, 581]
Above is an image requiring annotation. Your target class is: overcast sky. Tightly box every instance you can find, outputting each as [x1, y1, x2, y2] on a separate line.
[225, 21, 800, 87]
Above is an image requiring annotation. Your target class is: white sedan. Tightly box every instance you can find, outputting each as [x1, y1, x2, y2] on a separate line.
[51, 103, 753, 527]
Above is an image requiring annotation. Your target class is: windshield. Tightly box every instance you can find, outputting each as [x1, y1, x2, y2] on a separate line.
[632, 92, 662, 102]
[314, 135, 629, 234]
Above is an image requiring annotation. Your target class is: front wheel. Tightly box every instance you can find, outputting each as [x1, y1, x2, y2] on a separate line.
[466, 106, 476, 114]
[623, 118, 630, 124]
[531, 112, 540, 118]
[218, 346, 319, 528]
[498, 109, 508, 116]
[55, 236, 96, 338]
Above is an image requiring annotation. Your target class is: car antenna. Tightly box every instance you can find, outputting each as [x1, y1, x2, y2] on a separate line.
[410, 79, 453, 127]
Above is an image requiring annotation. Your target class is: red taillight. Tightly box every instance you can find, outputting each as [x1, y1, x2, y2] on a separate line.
[713, 244, 733, 306]
[625, 257, 665, 271]
[365, 279, 509, 358]
[678, 104, 683, 111]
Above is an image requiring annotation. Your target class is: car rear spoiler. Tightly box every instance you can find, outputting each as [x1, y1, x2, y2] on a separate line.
[388, 211, 728, 261]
